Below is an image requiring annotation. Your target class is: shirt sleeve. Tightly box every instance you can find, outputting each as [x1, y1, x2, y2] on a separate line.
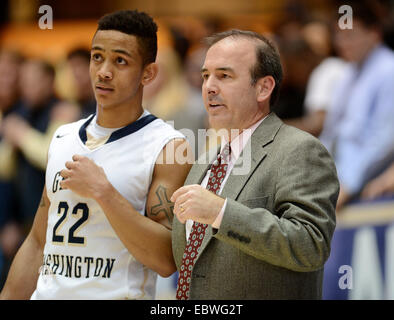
[211, 198, 227, 229]
[304, 58, 347, 113]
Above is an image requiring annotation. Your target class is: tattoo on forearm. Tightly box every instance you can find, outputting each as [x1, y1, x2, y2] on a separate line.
[150, 185, 174, 224]
[39, 194, 45, 207]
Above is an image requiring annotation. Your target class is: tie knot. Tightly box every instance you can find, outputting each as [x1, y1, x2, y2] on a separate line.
[215, 143, 231, 165]
[222, 143, 231, 156]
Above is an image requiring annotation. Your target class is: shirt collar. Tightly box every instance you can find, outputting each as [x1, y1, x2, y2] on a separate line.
[220, 115, 267, 163]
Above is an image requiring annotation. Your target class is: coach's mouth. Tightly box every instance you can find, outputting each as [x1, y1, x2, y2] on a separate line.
[208, 102, 226, 109]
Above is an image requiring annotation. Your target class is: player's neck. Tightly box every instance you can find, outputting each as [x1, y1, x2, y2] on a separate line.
[96, 101, 144, 128]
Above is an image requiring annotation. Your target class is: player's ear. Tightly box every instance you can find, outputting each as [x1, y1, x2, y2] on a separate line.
[141, 62, 158, 86]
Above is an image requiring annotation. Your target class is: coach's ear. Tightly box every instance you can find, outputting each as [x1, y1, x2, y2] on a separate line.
[256, 75, 275, 103]
[141, 62, 158, 86]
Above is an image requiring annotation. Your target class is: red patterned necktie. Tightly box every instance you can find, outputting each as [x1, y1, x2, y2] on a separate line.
[176, 144, 230, 300]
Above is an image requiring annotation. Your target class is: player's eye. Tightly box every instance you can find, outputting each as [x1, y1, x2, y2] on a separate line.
[91, 53, 102, 62]
[116, 57, 127, 65]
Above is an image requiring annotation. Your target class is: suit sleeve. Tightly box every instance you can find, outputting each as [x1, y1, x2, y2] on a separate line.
[213, 137, 339, 272]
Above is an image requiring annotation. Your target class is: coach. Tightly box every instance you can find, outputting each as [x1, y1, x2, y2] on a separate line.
[171, 30, 339, 300]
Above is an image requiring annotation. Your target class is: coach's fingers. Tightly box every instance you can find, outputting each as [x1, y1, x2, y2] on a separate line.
[175, 208, 188, 224]
[170, 187, 186, 203]
[174, 190, 190, 205]
[173, 198, 186, 216]
[170, 185, 196, 203]
[174, 199, 193, 224]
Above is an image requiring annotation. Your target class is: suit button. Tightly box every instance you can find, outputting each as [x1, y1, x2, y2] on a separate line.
[240, 236, 251, 243]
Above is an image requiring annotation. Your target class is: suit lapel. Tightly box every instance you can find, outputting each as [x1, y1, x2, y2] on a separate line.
[220, 139, 267, 200]
[222, 113, 283, 200]
[199, 113, 283, 255]
[175, 114, 283, 265]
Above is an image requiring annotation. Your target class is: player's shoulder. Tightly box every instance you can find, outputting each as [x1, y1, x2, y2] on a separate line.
[146, 112, 185, 138]
[51, 116, 91, 141]
[149, 114, 176, 130]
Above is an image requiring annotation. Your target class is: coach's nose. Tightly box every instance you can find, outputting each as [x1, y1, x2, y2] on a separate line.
[204, 75, 219, 96]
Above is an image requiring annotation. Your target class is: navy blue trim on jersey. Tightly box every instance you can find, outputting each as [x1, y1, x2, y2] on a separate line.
[78, 113, 158, 145]
[78, 114, 95, 144]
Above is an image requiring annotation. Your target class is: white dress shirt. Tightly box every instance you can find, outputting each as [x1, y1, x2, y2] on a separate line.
[185, 116, 267, 240]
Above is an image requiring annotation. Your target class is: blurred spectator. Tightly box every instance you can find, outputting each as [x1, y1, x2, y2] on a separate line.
[169, 26, 190, 65]
[0, 50, 23, 287]
[370, 0, 394, 50]
[0, 50, 23, 182]
[0, 58, 79, 287]
[285, 21, 348, 137]
[0, 50, 22, 116]
[361, 162, 394, 200]
[272, 34, 319, 120]
[319, 2, 394, 211]
[170, 45, 208, 158]
[66, 48, 96, 118]
[384, 18, 394, 50]
[302, 20, 332, 59]
[0, 59, 79, 228]
[143, 46, 189, 121]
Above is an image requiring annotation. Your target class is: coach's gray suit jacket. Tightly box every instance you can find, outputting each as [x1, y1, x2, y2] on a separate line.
[172, 113, 339, 299]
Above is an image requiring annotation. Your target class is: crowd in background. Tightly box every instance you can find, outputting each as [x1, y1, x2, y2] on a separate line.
[0, 0, 394, 292]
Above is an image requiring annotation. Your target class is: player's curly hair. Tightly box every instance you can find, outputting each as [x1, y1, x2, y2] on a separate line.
[97, 10, 158, 66]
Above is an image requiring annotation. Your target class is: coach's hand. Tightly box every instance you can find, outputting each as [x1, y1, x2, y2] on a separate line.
[60, 154, 110, 199]
[171, 184, 225, 225]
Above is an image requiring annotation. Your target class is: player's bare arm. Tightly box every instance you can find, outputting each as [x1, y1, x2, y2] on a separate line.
[146, 138, 193, 230]
[0, 186, 49, 299]
[59, 138, 192, 277]
[147, 184, 174, 229]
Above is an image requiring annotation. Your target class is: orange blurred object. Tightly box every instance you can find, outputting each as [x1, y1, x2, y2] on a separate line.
[0, 20, 98, 63]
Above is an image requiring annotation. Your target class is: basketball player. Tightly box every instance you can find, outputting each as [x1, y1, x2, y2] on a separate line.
[0, 10, 192, 299]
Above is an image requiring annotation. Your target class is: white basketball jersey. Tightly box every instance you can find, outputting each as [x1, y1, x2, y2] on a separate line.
[31, 111, 184, 299]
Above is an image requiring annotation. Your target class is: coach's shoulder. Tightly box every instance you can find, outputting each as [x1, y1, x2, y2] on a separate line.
[277, 122, 326, 149]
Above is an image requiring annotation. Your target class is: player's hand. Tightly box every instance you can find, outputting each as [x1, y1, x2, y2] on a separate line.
[60, 154, 110, 199]
[170, 184, 225, 225]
